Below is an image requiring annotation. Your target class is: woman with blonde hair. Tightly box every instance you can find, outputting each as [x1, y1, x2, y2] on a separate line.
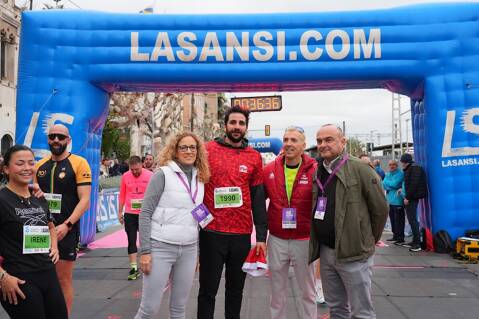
[135, 132, 210, 319]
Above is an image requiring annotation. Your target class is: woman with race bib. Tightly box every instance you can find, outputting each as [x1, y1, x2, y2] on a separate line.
[0, 145, 67, 319]
[135, 132, 211, 319]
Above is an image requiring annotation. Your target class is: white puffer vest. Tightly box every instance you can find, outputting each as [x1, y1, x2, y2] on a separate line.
[150, 161, 204, 245]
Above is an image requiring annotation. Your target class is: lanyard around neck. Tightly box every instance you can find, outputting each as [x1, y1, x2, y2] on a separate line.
[316, 155, 349, 194]
[175, 172, 199, 204]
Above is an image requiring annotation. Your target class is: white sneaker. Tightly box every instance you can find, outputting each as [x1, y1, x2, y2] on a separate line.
[315, 281, 326, 304]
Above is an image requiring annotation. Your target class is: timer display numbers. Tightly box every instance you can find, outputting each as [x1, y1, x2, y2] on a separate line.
[231, 96, 282, 112]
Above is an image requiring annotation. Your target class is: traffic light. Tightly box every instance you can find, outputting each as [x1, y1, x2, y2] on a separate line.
[265, 125, 271, 136]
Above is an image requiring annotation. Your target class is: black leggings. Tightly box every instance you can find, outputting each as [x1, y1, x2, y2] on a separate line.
[124, 212, 139, 255]
[0, 268, 67, 319]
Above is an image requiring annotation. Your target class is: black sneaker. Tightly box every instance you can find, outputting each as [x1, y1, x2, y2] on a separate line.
[409, 245, 422, 252]
[128, 268, 140, 280]
[394, 240, 406, 246]
[386, 237, 397, 242]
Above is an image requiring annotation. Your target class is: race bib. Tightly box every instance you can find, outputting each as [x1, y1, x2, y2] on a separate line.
[314, 197, 327, 220]
[130, 198, 143, 210]
[282, 208, 297, 229]
[23, 225, 50, 254]
[214, 187, 243, 208]
[44, 193, 62, 214]
[191, 203, 214, 228]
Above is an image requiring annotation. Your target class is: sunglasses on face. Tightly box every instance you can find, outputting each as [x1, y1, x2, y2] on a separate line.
[285, 126, 305, 133]
[48, 133, 68, 141]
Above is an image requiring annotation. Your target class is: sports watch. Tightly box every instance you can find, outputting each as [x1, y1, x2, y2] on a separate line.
[64, 221, 73, 230]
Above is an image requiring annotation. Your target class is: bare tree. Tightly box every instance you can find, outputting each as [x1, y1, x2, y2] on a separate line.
[195, 93, 228, 141]
[108, 92, 185, 156]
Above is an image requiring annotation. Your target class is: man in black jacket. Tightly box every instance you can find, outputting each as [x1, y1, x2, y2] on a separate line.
[400, 153, 427, 252]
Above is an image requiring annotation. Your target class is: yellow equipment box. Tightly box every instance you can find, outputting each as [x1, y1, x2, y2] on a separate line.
[456, 237, 479, 259]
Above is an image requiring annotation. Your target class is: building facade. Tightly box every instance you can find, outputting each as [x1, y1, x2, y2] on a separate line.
[0, 0, 20, 156]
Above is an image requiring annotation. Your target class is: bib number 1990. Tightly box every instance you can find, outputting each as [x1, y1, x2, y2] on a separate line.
[214, 187, 243, 208]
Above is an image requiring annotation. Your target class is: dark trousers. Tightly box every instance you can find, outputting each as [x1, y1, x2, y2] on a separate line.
[389, 205, 405, 241]
[0, 268, 67, 319]
[197, 230, 251, 319]
[124, 213, 139, 255]
[405, 199, 421, 245]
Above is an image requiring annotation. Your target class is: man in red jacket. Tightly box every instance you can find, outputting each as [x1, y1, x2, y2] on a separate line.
[263, 126, 318, 319]
[198, 105, 268, 319]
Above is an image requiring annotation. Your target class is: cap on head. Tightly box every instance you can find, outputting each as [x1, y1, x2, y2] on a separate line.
[400, 153, 413, 164]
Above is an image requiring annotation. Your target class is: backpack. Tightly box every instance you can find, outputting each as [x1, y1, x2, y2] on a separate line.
[433, 230, 454, 253]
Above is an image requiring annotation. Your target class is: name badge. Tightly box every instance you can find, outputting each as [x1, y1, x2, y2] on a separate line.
[191, 203, 214, 228]
[214, 187, 243, 208]
[23, 225, 50, 254]
[314, 197, 327, 220]
[282, 208, 297, 229]
[44, 193, 62, 214]
[130, 198, 143, 210]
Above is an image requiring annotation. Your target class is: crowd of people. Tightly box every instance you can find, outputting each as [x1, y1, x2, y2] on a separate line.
[0, 105, 428, 319]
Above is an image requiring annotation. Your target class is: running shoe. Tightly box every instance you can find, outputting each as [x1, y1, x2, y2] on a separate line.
[409, 245, 422, 252]
[400, 241, 414, 248]
[128, 268, 140, 280]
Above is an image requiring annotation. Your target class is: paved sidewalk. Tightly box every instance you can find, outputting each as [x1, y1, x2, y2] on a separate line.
[1, 229, 478, 318]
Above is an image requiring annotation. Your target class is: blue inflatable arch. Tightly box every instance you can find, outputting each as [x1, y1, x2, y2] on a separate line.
[16, 3, 479, 244]
[249, 138, 283, 155]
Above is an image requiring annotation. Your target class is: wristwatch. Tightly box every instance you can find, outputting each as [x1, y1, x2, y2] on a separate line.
[64, 221, 73, 230]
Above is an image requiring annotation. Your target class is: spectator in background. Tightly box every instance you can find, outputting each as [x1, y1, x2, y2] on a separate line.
[143, 154, 154, 172]
[399, 153, 427, 252]
[382, 160, 405, 244]
[373, 159, 385, 180]
[100, 158, 110, 178]
[119, 159, 129, 175]
[358, 154, 373, 167]
[109, 159, 121, 177]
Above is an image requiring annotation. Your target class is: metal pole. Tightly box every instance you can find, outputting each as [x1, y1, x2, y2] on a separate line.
[190, 93, 195, 132]
[150, 104, 155, 157]
[30, 0, 33, 10]
[405, 118, 410, 153]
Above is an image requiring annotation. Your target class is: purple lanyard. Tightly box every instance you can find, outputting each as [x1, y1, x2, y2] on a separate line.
[315, 155, 349, 194]
[175, 172, 199, 204]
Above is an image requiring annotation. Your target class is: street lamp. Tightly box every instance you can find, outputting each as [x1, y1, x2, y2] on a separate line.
[405, 118, 411, 153]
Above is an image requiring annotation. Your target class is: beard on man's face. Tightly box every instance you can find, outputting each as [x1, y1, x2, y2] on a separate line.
[49, 142, 67, 156]
[225, 128, 246, 143]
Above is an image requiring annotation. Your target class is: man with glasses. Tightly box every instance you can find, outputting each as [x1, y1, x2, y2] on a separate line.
[263, 126, 318, 319]
[118, 155, 153, 280]
[309, 124, 388, 319]
[383, 160, 405, 245]
[35, 124, 91, 315]
[198, 105, 267, 319]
